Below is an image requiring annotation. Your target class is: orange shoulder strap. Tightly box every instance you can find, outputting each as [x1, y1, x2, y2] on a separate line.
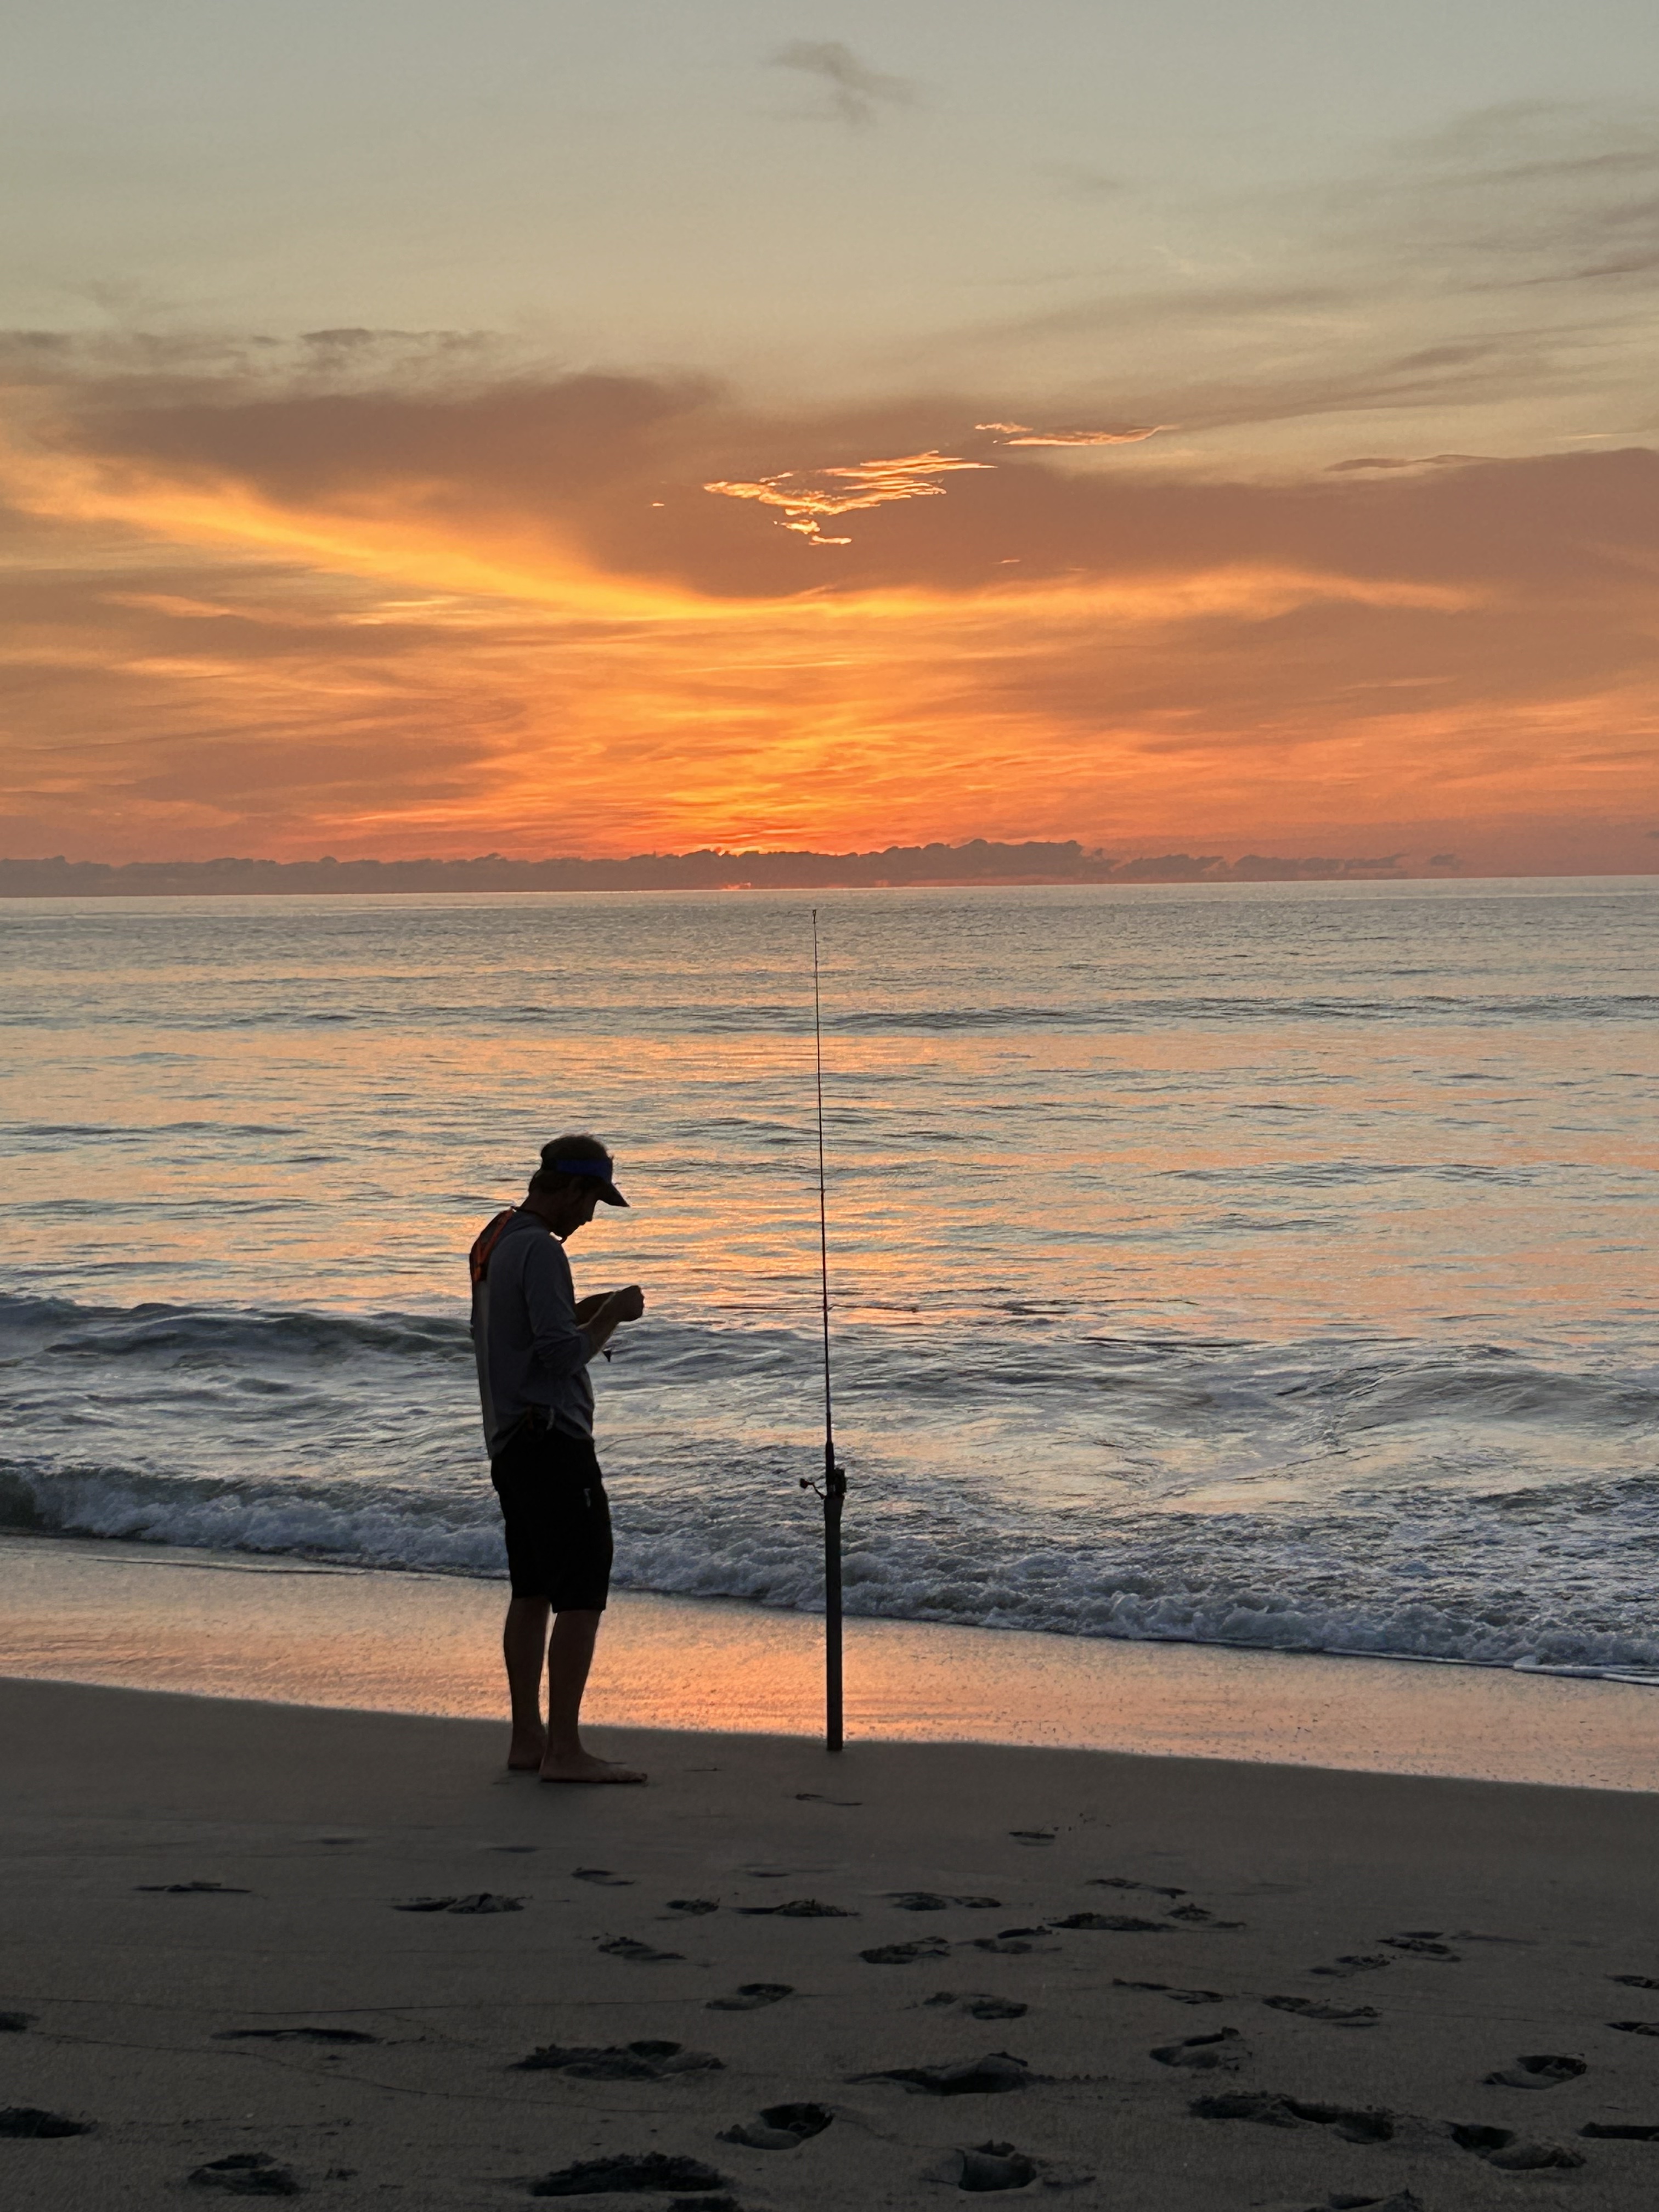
[468, 1207, 522, 1286]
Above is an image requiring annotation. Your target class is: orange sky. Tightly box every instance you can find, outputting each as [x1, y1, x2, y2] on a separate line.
[4, 13, 1659, 874]
[3, 356, 1656, 873]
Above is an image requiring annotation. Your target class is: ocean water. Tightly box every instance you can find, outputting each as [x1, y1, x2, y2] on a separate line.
[2, 881, 1656, 1680]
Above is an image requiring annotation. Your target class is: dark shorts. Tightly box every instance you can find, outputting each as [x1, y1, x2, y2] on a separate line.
[490, 1425, 613, 1611]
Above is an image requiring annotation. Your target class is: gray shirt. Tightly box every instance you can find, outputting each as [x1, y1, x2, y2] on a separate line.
[470, 1211, 596, 1455]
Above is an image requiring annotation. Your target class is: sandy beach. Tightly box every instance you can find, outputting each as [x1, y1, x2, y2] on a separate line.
[7, 1675, 1659, 2210]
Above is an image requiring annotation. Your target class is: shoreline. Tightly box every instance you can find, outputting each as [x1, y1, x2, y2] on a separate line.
[4, 1528, 1656, 1793]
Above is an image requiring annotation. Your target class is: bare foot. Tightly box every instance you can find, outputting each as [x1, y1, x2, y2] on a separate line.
[539, 1749, 647, 1786]
[507, 1729, 547, 1773]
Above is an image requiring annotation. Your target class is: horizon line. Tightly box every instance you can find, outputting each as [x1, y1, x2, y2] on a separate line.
[3, 839, 1656, 897]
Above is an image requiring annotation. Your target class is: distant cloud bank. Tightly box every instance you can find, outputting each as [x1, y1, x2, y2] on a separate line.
[1, 844, 1483, 898]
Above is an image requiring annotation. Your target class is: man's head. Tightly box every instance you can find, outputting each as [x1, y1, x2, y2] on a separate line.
[525, 1133, 628, 1237]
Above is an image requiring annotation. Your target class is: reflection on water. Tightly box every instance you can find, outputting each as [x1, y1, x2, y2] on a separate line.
[1, 881, 1656, 1674]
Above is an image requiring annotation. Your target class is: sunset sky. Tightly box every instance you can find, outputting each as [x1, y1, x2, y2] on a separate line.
[4, 1, 1658, 871]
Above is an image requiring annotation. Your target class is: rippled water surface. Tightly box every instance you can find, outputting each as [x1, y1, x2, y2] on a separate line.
[2, 881, 1656, 1674]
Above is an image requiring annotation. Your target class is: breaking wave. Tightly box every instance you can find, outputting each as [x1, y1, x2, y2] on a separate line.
[4, 1283, 1657, 1682]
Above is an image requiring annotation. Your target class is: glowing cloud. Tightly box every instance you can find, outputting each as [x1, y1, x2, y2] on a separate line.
[977, 422, 1171, 447]
[2, 351, 1656, 875]
[703, 450, 992, 543]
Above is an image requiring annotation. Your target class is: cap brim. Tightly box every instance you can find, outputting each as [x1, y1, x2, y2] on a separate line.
[599, 1183, 628, 1207]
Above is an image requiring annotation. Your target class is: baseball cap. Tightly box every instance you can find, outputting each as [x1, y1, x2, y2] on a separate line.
[539, 1137, 628, 1207]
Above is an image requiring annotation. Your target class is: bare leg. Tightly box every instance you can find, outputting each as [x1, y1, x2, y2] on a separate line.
[539, 1609, 646, 1784]
[503, 1595, 550, 1770]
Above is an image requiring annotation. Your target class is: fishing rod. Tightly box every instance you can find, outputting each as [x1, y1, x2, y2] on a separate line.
[801, 909, 847, 1752]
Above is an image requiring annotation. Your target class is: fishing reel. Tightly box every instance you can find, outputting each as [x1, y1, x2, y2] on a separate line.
[800, 1459, 847, 1502]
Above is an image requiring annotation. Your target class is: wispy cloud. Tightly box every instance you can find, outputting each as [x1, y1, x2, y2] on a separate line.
[703, 450, 989, 543]
[1319, 100, 1659, 298]
[770, 40, 917, 128]
[977, 421, 1170, 447]
[1326, 453, 1490, 473]
[923, 100, 1659, 450]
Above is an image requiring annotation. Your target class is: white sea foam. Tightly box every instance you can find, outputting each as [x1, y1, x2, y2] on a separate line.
[9, 1443, 1659, 1680]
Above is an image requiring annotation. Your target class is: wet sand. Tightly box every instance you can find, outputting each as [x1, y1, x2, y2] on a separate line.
[5, 1675, 1659, 2209]
[4, 1530, 1659, 1790]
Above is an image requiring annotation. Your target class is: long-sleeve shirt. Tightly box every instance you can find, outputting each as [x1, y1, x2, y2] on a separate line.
[470, 1211, 596, 1455]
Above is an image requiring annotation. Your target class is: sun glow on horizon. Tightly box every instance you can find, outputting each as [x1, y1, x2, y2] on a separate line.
[2, 365, 1656, 873]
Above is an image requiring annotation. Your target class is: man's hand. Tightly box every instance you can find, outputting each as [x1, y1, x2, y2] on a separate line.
[583, 1284, 644, 1361]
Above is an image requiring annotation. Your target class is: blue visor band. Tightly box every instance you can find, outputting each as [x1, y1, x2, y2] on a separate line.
[552, 1158, 614, 1181]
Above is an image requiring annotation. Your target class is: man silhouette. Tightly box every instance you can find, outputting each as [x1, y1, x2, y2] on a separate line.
[469, 1133, 646, 1783]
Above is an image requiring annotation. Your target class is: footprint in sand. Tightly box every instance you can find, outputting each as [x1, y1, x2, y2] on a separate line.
[706, 1983, 792, 2012]
[393, 1892, 523, 1915]
[1309, 1954, 1391, 1979]
[515, 2039, 721, 2079]
[720, 2101, 833, 2148]
[1582, 2121, 1659, 2140]
[1485, 2053, 1588, 2089]
[933, 2140, 1039, 2191]
[889, 1892, 1002, 1911]
[861, 1938, 953, 1965]
[1192, 2092, 1393, 2143]
[1089, 1877, 1187, 1899]
[572, 1868, 634, 1886]
[1379, 1932, 1460, 1961]
[137, 1881, 250, 1895]
[1152, 2028, 1245, 2072]
[187, 2150, 301, 2193]
[922, 1992, 1030, 2021]
[528, 2154, 725, 2198]
[666, 1899, 719, 1916]
[1612, 1973, 1659, 1990]
[1263, 1995, 1380, 2027]
[1009, 1829, 1056, 1846]
[215, 2027, 379, 2046]
[0, 2012, 34, 2032]
[0, 2106, 93, 2138]
[596, 1936, 684, 1963]
[737, 1898, 855, 1918]
[852, 2053, 1033, 2097]
[972, 1929, 1057, 1956]
[1609, 2019, 1659, 2037]
[1050, 1911, 1176, 1933]
[1114, 1980, 1227, 2005]
[1449, 2122, 1584, 2170]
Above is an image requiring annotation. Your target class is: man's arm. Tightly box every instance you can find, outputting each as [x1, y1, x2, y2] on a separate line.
[523, 1241, 643, 1369]
[520, 1240, 593, 1378]
[582, 1285, 645, 1361]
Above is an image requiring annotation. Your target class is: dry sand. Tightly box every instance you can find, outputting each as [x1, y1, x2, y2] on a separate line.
[5, 1679, 1659, 2209]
